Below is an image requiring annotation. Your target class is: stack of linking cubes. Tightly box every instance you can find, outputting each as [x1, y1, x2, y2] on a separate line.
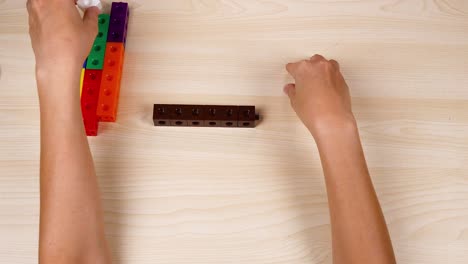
[80, 2, 130, 136]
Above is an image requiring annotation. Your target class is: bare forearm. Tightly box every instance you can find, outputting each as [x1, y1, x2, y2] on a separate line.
[27, 1, 110, 262]
[37, 67, 110, 263]
[284, 55, 395, 263]
[314, 120, 395, 264]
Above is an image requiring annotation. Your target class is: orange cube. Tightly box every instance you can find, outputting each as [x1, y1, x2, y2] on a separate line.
[97, 42, 125, 122]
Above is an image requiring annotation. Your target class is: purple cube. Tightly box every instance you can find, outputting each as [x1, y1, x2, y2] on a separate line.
[107, 2, 130, 43]
[111, 2, 129, 17]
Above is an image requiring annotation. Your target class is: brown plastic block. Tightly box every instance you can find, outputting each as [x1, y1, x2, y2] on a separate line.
[238, 106, 256, 128]
[203, 106, 220, 127]
[153, 104, 173, 126]
[203, 105, 237, 127]
[170, 105, 190, 126]
[153, 104, 258, 128]
[221, 106, 239, 127]
[185, 105, 206, 127]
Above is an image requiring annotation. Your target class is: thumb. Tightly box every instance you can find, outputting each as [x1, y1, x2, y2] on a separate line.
[83, 6, 99, 36]
[283, 83, 296, 99]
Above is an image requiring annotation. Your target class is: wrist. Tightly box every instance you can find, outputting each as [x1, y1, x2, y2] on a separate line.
[306, 114, 358, 142]
[35, 63, 82, 107]
[36, 63, 82, 86]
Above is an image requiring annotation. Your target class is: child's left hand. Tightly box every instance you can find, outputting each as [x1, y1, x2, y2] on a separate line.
[27, 0, 99, 71]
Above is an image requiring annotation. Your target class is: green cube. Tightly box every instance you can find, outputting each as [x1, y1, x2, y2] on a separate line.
[86, 14, 110, 70]
[96, 14, 110, 43]
[86, 42, 106, 69]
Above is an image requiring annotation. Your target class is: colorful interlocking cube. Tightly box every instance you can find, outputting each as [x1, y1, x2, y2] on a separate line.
[80, 2, 129, 136]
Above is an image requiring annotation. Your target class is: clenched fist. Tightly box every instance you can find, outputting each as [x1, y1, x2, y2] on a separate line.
[284, 55, 356, 138]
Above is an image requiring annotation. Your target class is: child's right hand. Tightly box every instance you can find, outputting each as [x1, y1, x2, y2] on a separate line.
[284, 55, 356, 138]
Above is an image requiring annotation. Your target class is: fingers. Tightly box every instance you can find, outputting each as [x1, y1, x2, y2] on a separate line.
[286, 55, 340, 78]
[310, 54, 326, 62]
[286, 55, 327, 77]
[26, 0, 38, 27]
[83, 6, 99, 35]
[329, 59, 340, 70]
[310, 54, 340, 70]
[283, 83, 296, 99]
[83, 6, 99, 24]
[285, 61, 301, 77]
[286, 59, 313, 78]
[309, 54, 341, 70]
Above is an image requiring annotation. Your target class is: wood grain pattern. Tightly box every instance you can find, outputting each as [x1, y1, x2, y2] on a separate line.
[1, 0, 468, 263]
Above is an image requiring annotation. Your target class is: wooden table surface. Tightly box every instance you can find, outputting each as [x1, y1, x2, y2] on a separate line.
[1, 0, 468, 263]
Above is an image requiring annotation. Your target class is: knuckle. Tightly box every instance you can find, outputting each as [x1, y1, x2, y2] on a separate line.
[330, 61, 340, 71]
[298, 60, 307, 66]
[311, 54, 325, 61]
[297, 60, 309, 70]
[319, 60, 333, 70]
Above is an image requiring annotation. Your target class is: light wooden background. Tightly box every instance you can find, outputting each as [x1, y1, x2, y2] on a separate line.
[1, 0, 468, 263]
